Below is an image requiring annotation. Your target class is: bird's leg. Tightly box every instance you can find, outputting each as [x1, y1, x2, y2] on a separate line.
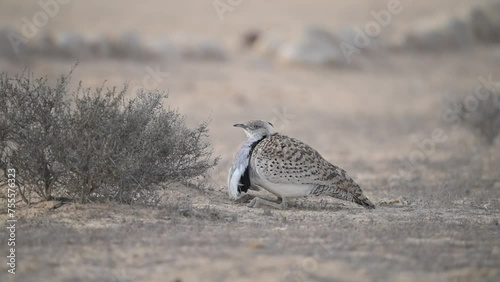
[235, 194, 255, 204]
[281, 197, 288, 209]
[248, 197, 286, 209]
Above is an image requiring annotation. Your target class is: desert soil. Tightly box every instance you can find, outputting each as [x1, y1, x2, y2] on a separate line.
[0, 0, 500, 281]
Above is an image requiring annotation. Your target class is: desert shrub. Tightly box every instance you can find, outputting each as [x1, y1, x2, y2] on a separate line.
[0, 69, 218, 205]
[0, 71, 69, 202]
[458, 90, 500, 145]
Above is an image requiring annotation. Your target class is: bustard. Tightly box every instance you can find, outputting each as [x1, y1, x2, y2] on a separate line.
[228, 120, 375, 209]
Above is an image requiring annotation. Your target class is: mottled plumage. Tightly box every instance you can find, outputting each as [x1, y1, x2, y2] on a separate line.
[228, 120, 375, 209]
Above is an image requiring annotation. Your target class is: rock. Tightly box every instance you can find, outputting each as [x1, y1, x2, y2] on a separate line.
[184, 39, 226, 61]
[247, 241, 265, 249]
[146, 39, 180, 60]
[31, 32, 58, 57]
[469, 1, 500, 43]
[113, 31, 148, 59]
[277, 26, 345, 66]
[337, 26, 385, 52]
[254, 33, 283, 57]
[56, 32, 91, 59]
[403, 15, 475, 51]
[378, 196, 414, 206]
[89, 34, 113, 58]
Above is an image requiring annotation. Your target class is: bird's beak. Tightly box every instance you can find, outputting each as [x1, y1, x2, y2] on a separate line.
[233, 123, 247, 129]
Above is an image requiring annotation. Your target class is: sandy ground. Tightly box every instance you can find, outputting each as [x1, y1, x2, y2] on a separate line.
[1, 0, 500, 281]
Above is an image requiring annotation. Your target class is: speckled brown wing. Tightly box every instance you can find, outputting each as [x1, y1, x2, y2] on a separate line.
[251, 133, 375, 208]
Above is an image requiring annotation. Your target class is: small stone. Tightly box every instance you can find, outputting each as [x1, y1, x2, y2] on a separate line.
[247, 241, 265, 249]
[277, 26, 345, 66]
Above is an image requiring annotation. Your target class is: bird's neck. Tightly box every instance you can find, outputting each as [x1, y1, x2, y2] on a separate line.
[241, 134, 267, 153]
[246, 132, 273, 141]
[247, 135, 264, 143]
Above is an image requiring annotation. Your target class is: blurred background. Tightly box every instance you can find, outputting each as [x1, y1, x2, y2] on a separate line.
[1, 1, 500, 281]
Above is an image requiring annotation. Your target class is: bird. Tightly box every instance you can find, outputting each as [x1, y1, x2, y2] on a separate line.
[227, 120, 375, 209]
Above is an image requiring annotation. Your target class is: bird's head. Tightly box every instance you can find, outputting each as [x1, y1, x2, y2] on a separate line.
[233, 120, 275, 139]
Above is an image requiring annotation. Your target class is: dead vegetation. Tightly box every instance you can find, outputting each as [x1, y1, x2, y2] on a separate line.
[458, 88, 500, 145]
[0, 68, 218, 205]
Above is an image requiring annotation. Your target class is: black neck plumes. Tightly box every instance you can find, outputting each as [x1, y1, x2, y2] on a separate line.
[238, 136, 266, 193]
